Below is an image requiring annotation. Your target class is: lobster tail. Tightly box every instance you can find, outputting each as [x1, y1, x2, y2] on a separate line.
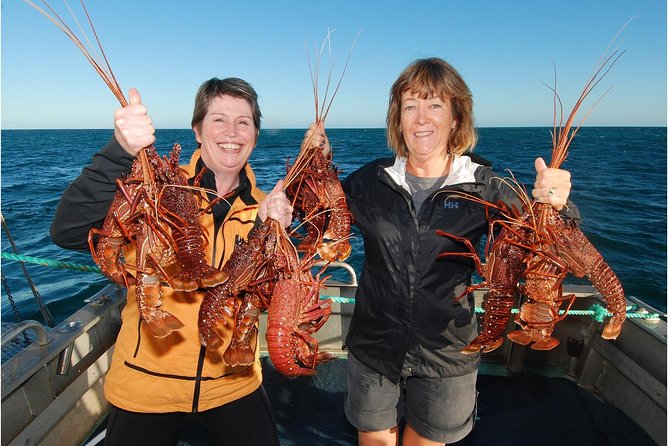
[223, 294, 262, 366]
[588, 256, 626, 339]
[143, 311, 186, 339]
[136, 273, 184, 338]
[461, 231, 526, 354]
[462, 288, 516, 354]
[266, 277, 334, 376]
[198, 286, 237, 350]
[554, 223, 627, 340]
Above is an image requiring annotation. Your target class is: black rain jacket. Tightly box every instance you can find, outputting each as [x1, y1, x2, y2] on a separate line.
[342, 153, 580, 383]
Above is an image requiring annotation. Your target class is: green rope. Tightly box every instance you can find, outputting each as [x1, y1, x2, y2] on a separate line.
[469, 304, 660, 320]
[323, 296, 661, 320]
[2, 252, 662, 321]
[1, 252, 101, 273]
[323, 296, 355, 304]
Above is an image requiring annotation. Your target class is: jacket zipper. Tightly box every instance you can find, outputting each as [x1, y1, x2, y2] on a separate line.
[382, 171, 421, 364]
[191, 346, 207, 413]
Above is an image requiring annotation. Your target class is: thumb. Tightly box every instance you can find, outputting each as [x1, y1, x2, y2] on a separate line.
[128, 88, 142, 106]
[534, 157, 548, 173]
[273, 179, 285, 192]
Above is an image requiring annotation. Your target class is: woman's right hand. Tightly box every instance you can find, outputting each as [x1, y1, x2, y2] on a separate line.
[114, 88, 156, 157]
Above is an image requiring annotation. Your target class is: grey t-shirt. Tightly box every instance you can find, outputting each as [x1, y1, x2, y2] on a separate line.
[405, 171, 447, 212]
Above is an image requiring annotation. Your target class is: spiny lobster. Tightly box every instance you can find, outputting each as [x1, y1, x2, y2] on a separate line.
[439, 29, 628, 353]
[27, 0, 227, 338]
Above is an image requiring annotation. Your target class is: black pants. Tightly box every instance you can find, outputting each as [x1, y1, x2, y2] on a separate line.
[104, 386, 279, 446]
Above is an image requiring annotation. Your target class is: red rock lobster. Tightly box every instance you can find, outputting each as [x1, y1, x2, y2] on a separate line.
[439, 35, 628, 353]
[89, 144, 228, 337]
[27, 0, 228, 337]
[197, 216, 337, 376]
[284, 132, 352, 262]
[283, 34, 355, 263]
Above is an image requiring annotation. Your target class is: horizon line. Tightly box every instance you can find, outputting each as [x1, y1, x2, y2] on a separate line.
[2, 124, 666, 131]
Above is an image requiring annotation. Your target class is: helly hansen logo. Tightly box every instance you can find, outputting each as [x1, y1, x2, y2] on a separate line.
[444, 201, 459, 209]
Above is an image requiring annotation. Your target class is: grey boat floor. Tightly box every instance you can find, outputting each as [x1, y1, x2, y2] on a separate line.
[259, 357, 656, 446]
[87, 357, 656, 446]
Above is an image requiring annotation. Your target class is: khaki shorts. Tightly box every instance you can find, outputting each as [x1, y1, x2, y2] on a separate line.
[344, 352, 478, 444]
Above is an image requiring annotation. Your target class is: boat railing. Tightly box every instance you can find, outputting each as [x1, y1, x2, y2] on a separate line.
[1, 320, 50, 349]
[1, 284, 125, 446]
[315, 260, 358, 287]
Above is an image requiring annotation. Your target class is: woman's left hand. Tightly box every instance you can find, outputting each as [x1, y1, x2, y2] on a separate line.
[303, 122, 330, 157]
[531, 157, 571, 211]
[258, 180, 293, 227]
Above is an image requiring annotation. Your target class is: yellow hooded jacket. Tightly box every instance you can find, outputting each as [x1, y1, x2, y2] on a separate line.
[104, 149, 266, 413]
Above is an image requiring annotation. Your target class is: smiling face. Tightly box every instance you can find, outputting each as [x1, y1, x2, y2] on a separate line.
[400, 90, 456, 164]
[194, 94, 258, 180]
[386, 58, 476, 159]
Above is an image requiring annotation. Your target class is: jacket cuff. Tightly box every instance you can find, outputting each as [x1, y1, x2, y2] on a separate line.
[559, 199, 582, 224]
[100, 135, 135, 169]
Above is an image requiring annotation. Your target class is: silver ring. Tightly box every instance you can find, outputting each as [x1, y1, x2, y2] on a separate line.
[548, 187, 556, 197]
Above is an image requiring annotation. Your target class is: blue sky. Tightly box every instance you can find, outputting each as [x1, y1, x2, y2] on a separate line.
[2, 0, 666, 129]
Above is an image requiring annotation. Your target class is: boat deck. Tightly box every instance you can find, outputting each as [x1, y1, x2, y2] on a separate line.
[263, 357, 656, 446]
[3, 281, 664, 446]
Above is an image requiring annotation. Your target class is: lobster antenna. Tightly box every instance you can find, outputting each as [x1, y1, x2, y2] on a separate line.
[306, 42, 320, 120]
[589, 17, 635, 81]
[25, 0, 127, 106]
[285, 31, 359, 190]
[77, 0, 125, 104]
[547, 19, 630, 168]
[542, 62, 563, 152]
[320, 30, 360, 122]
[63, 1, 102, 71]
[550, 49, 624, 168]
[306, 28, 338, 122]
[317, 28, 336, 123]
[306, 29, 360, 124]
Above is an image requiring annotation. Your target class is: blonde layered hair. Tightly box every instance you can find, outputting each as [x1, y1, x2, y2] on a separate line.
[386, 58, 477, 157]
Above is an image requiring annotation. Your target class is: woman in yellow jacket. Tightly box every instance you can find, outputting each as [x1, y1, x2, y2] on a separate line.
[51, 78, 293, 446]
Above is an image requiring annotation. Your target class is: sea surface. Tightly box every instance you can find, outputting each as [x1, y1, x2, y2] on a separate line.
[1, 127, 666, 327]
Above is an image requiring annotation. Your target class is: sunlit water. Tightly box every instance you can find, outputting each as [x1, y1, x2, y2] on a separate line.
[1, 127, 665, 327]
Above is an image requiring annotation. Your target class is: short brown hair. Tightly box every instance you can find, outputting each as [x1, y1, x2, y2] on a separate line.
[191, 77, 262, 133]
[386, 58, 476, 157]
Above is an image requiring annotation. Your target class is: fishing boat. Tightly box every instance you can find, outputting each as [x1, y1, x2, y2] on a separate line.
[1, 258, 664, 446]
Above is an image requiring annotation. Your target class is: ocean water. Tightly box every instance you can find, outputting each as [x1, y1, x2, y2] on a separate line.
[1, 127, 666, 327]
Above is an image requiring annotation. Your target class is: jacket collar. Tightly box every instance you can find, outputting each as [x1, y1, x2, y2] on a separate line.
[384, 154, 483, 191]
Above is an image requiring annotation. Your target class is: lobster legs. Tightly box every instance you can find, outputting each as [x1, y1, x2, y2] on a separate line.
[439, 227, 526, 354]
[89, 144, 231, 338]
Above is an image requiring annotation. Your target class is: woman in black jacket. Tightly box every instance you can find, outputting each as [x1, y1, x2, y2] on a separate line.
[306, 58, 578, 446]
